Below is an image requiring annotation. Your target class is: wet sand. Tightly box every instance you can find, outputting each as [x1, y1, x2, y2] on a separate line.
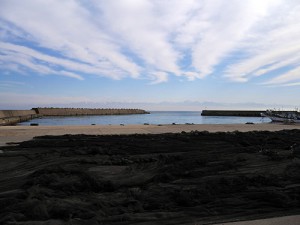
[0, 124, 299, 224]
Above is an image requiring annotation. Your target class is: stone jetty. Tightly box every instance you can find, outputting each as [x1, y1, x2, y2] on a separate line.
[201, 110, 265, 117]
[0, 108, 149, 126]
[0, 110, 38, 126]
[33, 107, 149, 116]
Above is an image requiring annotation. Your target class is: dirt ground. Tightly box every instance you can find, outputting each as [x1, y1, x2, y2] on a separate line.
[0, 129, 299, 224]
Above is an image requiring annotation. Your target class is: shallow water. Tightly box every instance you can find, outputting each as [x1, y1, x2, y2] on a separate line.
[18, 111, 271, 126]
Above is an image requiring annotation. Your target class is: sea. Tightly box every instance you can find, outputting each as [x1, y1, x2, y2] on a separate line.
[18, 111, 271, 126]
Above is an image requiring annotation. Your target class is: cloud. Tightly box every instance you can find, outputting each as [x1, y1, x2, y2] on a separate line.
[0, 0, 299, 85]
[0, 81, 27, 89]
[0, 45, 84, 80]
[0, 0, 141, 80]
[149, 71, 168, 84]
[190, 0, 277, 77]
[280, 82, 300, 87]
[224, 0, 300, 85]
[263, 67, 300, 86]
[225, 44, 300, 82]
[93, 0, 185, 76]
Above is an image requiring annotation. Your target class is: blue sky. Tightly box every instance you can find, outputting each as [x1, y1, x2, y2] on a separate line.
[0, 0, 300, 110]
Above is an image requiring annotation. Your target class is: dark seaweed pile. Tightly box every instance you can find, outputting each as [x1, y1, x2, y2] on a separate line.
[0, 130, 300, 225]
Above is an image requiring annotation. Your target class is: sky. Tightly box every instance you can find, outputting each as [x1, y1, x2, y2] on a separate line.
[0, 0, 300, 110]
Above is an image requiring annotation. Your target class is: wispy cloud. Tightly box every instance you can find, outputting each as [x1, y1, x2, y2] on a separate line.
[149, 71, 169, 84]
[263, 67, 300, 86]
[0, 92, 92, 105]
[0, 0, 299, 85]
[0, 81, 27, 89]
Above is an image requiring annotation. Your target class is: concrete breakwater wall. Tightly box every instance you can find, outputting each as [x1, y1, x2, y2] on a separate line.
[0, 110, 37, 118]
[0, 110, 38, 126]
[201, 110, 265, 117]
[0, 108, 149, 126]
[33, 108, 149, 116]
[201, 110, 299, 117]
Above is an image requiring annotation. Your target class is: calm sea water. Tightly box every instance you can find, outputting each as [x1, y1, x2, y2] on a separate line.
[18, 111, 271, 126]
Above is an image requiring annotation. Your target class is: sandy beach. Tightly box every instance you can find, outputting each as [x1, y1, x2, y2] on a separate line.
[0, 124, 299, 224]
[214, 214, 300, 225]
[1, 123, 300, 146]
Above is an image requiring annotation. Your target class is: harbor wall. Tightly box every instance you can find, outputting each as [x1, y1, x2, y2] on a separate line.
[201, 110, 299, 117]
[33, 108, 149, 116]
[201, 110, 265, 117]
[0, 108, 149, 126]
[0, 110, 38, 126]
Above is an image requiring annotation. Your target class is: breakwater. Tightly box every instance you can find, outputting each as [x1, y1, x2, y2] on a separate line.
[201, 110, 265, 117]
[0, 108, 149, 126]
[33, 108, 149, 116]
[201, 110, 297, 117]
[0, 110, 38, 126]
